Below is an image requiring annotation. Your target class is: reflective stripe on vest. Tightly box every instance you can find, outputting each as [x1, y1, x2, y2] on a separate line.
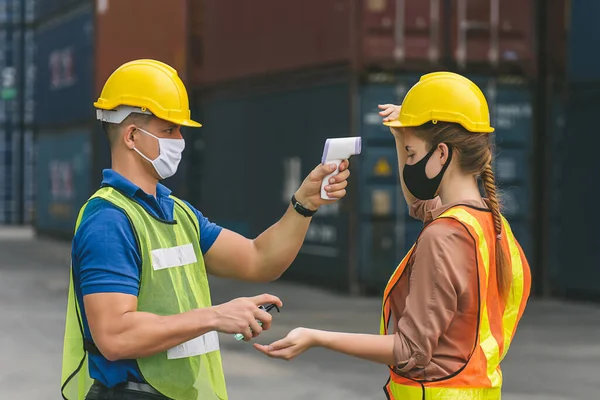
[380, 205, 530, 400]
[61, 187, 228, 400]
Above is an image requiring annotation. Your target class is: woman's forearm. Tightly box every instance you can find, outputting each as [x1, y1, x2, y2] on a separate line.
[314, 330, 396, 366]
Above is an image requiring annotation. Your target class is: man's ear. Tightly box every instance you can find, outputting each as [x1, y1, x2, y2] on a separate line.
[123, 125, 137, 149]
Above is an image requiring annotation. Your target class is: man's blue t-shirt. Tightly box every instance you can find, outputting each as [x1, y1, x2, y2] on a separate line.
[71, 170, 222, 388]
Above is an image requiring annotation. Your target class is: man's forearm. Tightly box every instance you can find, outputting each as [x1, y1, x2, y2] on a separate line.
[99, 307, 217, 361]
[205, 162, 349, 282]
[252, 204, 311, 280]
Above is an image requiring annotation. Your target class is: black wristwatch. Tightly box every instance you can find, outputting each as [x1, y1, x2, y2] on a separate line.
[291, 194, 317, 217]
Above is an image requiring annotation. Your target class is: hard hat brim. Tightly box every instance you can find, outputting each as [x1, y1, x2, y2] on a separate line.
[383, 117, 495, 133]
[383, 120, 403, 128]
[179, 119, 202, 128]
[95, 104, 203, 128]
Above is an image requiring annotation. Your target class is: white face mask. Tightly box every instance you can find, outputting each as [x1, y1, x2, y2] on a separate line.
[133, 127, 185, 180]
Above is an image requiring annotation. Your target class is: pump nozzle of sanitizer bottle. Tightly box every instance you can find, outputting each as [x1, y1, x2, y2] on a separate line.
[233, 304, 280, 341]
[320, 137, 362, 200]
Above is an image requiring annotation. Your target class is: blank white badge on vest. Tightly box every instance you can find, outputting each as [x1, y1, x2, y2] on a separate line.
[168, 331, 220, 359]
[151, 243, 197, 271]
[149, 244, 221, 358]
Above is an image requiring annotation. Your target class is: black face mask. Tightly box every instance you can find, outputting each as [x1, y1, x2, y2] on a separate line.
[403, 144, 453, 200]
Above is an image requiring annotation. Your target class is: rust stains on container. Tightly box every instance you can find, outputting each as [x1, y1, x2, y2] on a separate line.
[95, 0, 189, 94]
[199, 0, 352, 84]
[195, 0, 539, 85]
[361, 0, 445, 69]
[449, 0, 536, 76]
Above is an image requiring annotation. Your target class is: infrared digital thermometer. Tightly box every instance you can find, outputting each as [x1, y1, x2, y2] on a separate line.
[320, 137, 362, 200]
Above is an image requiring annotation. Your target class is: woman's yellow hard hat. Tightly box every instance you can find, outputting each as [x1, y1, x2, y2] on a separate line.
[94, 59, 201, 128]
[384, 72, 494, 133]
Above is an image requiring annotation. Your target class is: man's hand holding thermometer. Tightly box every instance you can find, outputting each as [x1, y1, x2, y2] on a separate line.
[320, 137, 362, 200]
[289, 138, 357, 213]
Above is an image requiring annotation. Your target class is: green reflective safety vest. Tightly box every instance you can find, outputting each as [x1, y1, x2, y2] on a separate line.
[61, 186, 228, 400]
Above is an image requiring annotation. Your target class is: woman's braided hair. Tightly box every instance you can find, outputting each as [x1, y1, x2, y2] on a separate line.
[411, 121, 510, 300]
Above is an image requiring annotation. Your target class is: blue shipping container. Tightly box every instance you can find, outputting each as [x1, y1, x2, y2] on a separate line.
[0, 18, 27, 224]
[0, 128, 21, 224]
[24, 28, 35, 125]
[23, 128, 34, 224]
[0, 0, 26, 25]
[0, 24, 23, 125]
[196, 80, 354, 291]
[24, 0, 34, 24]
[35, 129, 92, 235]
[547, 93, 566, 291]
[567, 1, 600, 83]
[552, 84, 600, 296]
[35, 4, 94, 127]
[34, 0, 89, 23]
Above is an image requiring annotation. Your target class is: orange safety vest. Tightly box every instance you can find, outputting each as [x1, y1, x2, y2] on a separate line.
[380, 205, 531, 400]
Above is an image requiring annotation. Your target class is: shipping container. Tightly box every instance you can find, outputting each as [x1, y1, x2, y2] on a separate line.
[566, 1, 600, 83]
[188, 0, 204, 85]
[22, 128, 35, 223]
[544, 0, 568, 78]
[199, 0, 353, 85]
[196, 0, 537, 86]
[34, 0, 89, 23]
[546, 92, 566, 295]
[23, 28, 34, 125]
[0, 127, 22, 224]
[23, 1, 35, 225]
[0, 0, 24, 25]
[193, 69, 355, 290]
[24, 0, 35, 24]
[550, 84, 600, 299]
[0, 18, 23, 126]
[34, 128, 93, 236]
[449, 0, 536, 76]
[360, 0, 445, 69]
[0, 4, 28, 225]
[95, 0, 189, 93]
[34, 4, 94, 127]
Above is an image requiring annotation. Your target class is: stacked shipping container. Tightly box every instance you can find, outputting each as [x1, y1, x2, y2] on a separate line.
[197, 0, 537, 86]
[34, 1, 95, 236]
[546, 0, 600, 299]
[191, 0, 542, 294]
[193, 70, 355, 290]
[0, 0, 35, 225]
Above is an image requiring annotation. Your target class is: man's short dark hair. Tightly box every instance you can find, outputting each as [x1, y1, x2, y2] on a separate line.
[102, 112, 152, 148]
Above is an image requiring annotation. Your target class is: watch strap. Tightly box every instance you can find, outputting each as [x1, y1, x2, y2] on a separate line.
[291, 194, 317, 217]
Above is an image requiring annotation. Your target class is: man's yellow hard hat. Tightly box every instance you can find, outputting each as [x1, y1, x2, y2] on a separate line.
[384, 72, 494, 133]
[94, 59, 201, 128]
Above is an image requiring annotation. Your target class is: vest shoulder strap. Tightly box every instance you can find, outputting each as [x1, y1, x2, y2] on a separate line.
[170, 196, 200, 239]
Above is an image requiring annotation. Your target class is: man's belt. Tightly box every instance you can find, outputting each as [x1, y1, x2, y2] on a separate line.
[92, 380, 169, 399]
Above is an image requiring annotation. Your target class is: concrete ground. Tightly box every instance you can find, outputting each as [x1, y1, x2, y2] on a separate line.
[1, 229, 598, 399]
